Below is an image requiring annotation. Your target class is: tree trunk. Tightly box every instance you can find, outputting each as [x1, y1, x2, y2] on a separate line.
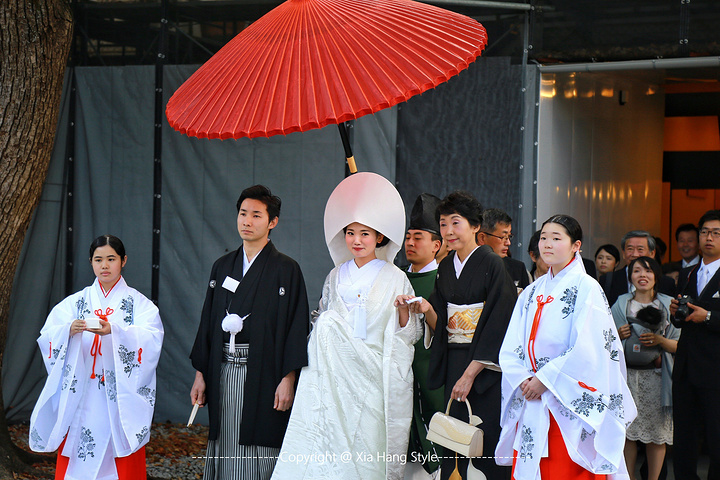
[0, 0, 73, 475]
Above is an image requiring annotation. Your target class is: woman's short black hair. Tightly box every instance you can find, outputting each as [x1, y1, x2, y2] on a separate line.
[628, 256, 663, 296]
[89, 235, 126, 259]
[595, 244, 620, 263]
[236, 185, 281, 220]
[435, 191, 483, 227]
[541, 214, 583, 243]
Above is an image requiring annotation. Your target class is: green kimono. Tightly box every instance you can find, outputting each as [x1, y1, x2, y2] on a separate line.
[406, 268, 444, 474]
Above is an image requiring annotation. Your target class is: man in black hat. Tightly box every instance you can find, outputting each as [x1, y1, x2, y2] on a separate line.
[404, 193, 444, 478]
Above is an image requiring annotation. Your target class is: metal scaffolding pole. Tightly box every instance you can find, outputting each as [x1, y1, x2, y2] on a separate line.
[538, 56, 720, 73]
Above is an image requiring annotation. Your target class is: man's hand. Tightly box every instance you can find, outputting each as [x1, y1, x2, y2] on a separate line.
[685, 302, 709, 324]
[190, 371, 206, 407]
[669, 297, 679, 316]
[274, 371, 297, 411]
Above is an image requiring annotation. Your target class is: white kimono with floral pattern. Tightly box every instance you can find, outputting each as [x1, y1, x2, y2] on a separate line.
[496, 254, 637, 480]
[30, 277, 164, 480]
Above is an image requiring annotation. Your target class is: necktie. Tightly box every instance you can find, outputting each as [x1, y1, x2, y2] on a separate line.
[698, 266, 708, 294]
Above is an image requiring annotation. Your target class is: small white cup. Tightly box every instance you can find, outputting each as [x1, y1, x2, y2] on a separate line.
[85, 317, 101, 329]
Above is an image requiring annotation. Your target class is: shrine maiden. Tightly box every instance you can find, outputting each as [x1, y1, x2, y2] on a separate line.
[497, 215, 636, 480]
[30, 235, 164, 480]
[272, 172, 423, 480]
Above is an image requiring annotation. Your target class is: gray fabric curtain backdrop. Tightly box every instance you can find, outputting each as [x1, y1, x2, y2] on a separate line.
[396, 57, 526, 257]
[4, 65, 396, 423]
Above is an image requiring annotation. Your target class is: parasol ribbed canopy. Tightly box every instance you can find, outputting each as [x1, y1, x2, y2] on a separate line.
[166, 0, 487, 139]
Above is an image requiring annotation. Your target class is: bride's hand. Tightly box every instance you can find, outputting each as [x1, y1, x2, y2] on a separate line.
[394, 295, 413, 308]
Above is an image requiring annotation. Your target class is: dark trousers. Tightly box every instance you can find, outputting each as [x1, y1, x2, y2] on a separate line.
[673, 375, 720, 480]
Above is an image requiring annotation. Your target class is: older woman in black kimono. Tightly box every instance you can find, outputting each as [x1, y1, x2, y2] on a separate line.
[404, 191, 517, 480]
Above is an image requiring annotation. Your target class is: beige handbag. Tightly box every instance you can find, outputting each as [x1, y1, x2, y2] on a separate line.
[426, 398, 484, 458]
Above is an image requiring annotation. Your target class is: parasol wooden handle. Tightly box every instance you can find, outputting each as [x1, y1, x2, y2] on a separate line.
[346, 155, 357, 174]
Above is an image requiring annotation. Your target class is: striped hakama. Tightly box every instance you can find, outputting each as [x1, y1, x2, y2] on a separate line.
[204, 344, 280, 480]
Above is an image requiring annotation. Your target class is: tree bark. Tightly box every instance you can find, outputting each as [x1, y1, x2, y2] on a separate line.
[0, 0, 72, 475]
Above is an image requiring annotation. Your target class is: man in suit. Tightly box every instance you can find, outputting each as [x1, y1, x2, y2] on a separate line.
[477, 208, 531, 292]
[599, 230, 676, 307]
[665, 223, 701, 271]
[671, 210, 720, 480]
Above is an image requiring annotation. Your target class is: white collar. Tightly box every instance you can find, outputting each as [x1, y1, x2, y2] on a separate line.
[243, 248, 259, 276]
[682, 255, 700, 268]
[453, 246, 480, 279]
[699, 256, 720, 279]
[408, 259, 438, 274]
[547, 252, 583, 283]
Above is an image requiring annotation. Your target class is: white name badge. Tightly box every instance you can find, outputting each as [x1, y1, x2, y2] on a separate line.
[222, 276, 240, 293]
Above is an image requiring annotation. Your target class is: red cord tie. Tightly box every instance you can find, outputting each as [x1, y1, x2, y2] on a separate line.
[138, 348, 143, 364]
[90, 335, 103, 379]
[528, 295, 554, 372]
[578, 382, 597, 392]
[48, 342, 52, 359]
[89, 308, 112, 380]
[94, 307, 114, 321]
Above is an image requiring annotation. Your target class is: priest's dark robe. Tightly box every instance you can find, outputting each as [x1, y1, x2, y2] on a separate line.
[428, 245, 517, 479]
[190, 241, 309, 447]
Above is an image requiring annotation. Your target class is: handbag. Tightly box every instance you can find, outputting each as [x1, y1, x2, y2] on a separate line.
[426, 398, 484, 458]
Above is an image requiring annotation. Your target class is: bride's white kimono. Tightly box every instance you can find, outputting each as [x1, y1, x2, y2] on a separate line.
[272, 260, 423, 480]
[496, 254, 637, 480]
[30, 277, 164, 480]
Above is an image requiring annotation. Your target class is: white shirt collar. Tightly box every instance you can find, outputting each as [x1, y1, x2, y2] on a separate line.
[699, 256, 720, 285]
[407, 259, 438, 274]
[682, 255, 700, 268]
[453, 246, 480, 279]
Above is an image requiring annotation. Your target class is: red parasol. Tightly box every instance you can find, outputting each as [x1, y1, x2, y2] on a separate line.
[166, 0, 487, 172]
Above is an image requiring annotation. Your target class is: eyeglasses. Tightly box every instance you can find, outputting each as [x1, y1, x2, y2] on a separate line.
[484, 232, 514, 241]
[699, 229, 720, 239]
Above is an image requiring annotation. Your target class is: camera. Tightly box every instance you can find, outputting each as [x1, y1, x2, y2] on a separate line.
[675, 295, 694, 322]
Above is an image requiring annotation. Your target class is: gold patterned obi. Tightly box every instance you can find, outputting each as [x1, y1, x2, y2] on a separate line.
[447, 302, 484, 344]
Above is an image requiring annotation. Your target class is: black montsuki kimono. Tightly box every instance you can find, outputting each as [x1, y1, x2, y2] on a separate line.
[428, 245, 517, 479]
[190, 241, 309, 448]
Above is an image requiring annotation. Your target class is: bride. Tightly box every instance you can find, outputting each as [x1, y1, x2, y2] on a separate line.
[272, 172, 423, 480]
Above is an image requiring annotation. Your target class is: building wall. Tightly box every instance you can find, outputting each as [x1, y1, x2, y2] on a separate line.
[537, 70, 666, 263]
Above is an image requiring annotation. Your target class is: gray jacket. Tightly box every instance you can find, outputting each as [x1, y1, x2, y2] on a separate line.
[611, 292, 680, 409]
